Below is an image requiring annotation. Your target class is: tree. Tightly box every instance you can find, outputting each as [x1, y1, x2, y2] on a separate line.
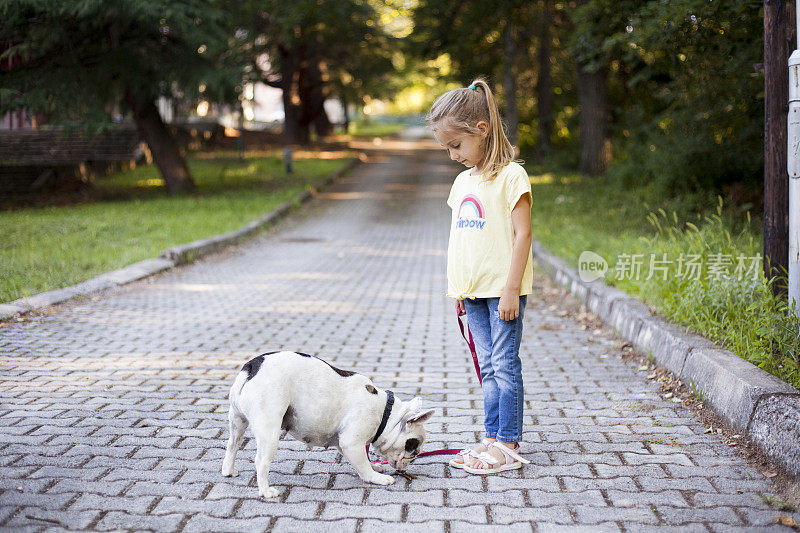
[0, 1, 237, 194]
[410, 1, 505, 81]
[410, 0, 530, 145]
[536, 0, 554, 162]
[575, 65, 610, 175]
[571, 0, 611, 175]
[764, 0, 794, 295]
[504, 8, 519, 146]
[233, 0, 395, 145]
[571, 0, 764, 192]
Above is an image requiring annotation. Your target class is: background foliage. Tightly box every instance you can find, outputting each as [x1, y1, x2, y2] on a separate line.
[0, 0, 237, 131]
[572, 0, 764, 200]
[410, 0, 765, 206]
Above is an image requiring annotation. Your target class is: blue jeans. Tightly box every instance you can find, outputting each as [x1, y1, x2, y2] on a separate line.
[464, 296, 526, 442]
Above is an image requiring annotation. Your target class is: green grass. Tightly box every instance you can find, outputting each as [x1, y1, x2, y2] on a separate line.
[348, 121, 406, 138]
[1, 150, 354, 303]
[689, 379, 706, 403]
[527, 167, 800, 390]
[760, 493, 797, 511]
[527, 169, 728, 288]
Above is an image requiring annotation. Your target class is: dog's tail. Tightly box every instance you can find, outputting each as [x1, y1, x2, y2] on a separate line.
[229, 366, 252, 404]
[231, 353, 265, 399]
[230, 371, 248, 400]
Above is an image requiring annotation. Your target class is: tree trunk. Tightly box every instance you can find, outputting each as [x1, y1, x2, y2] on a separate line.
[300, 58, 330, 139]
[340, 91, 350, 133]
[313, 105, 333, 138]
[764, 0, 794, 295]
[280, 46, 308, 145]
[125, 90, 195, 194]
[307, 60, 332, 138]
[503, 15, 518, 147]
[577, 65, 610, 175]
[536, 0, 553, 162]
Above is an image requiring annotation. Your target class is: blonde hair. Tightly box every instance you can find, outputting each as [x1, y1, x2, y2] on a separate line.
[424, 78, 516, 180]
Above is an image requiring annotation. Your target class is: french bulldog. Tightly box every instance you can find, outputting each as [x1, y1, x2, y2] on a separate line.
[221, 350, 435, 498]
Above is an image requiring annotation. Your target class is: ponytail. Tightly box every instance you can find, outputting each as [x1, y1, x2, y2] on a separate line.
[470, 79, 516, 180]
[425, 77, 517, 180]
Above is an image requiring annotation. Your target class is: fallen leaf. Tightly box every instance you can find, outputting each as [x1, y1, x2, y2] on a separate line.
[647, 372, 658, 380]
[638, 365, 649, 371]
[704, 426, 713, 434]
[664, 392, 674, 399]
[775, 515, 798, 528]
[539, 323, 561, 331]
[766, 471, 778, 478]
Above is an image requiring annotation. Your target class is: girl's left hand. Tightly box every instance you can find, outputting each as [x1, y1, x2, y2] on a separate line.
[498, 290, 519, 321]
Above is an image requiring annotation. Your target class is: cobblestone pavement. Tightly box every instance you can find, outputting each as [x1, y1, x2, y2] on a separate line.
[1, 139, 798, 532]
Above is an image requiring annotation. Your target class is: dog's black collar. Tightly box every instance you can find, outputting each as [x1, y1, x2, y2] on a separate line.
[371, 390, 394, 444]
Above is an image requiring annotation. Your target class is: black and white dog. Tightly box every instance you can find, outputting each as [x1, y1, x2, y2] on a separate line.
[221, 351, 434, 498]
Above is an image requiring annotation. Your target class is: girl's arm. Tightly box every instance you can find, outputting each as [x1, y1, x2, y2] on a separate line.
[498, 194, 532, 321]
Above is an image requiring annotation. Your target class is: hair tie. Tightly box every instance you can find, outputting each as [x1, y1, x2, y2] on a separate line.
[468, 83, 478, 92]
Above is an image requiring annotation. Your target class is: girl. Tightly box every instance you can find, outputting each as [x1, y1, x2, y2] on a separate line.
[426, 79, 533, 474]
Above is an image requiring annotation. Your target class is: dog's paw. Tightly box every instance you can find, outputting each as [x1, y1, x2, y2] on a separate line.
[366, 472, 395, 486]
[371, 463, 386, 473]
[259, 486, 280, 499]
[221, 467, 239, 477]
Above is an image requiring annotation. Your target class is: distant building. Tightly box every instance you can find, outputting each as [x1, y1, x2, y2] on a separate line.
[213, 82, 344, 131]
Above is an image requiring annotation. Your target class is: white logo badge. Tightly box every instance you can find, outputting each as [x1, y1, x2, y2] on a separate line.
[578, 250, 608, 282]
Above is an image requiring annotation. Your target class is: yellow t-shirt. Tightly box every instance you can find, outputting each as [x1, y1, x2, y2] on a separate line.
[446, 161, 533, 300]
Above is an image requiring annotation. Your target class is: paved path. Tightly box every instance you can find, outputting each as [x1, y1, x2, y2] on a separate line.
[1, 139, 798, 532]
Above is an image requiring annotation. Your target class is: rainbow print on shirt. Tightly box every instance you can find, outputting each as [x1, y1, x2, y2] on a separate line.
[456, 194, 486, 229]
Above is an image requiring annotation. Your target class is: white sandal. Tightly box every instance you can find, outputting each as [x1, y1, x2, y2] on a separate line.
[449, 438, 493, 469]
[462, 441, 530, 474]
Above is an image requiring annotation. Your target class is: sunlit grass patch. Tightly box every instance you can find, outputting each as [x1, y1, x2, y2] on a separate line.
[348, 122, 406, 138]
[1, 151, 354, 303]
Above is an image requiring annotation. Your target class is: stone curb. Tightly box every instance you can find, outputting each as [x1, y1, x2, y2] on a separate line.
[532, 241, 800, 480]
[1, 158, 361, 322]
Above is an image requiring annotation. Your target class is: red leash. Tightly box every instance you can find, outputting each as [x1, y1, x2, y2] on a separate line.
[455, 301, 481, 385]
[368, 301, 479, 461]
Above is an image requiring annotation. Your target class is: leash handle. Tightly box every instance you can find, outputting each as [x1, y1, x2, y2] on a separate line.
[456, 301, 481, 385]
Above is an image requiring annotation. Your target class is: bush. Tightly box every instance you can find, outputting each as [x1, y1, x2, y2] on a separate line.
[606, 122, 763, 202]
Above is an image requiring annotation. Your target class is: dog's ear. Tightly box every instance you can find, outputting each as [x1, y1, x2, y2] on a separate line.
[407, 396, 422, 412]
[407, 409, 434, 425]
